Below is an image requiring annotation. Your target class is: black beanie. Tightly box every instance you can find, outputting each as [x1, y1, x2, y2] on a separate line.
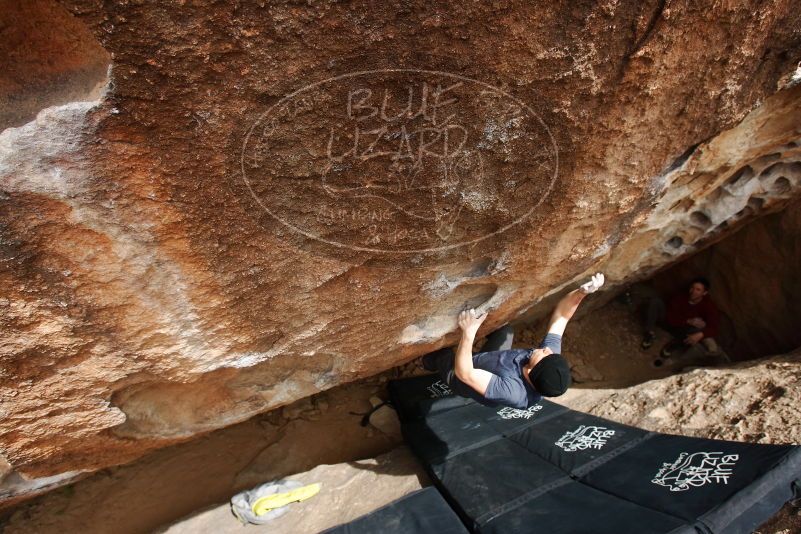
[528, 354, 571, 397]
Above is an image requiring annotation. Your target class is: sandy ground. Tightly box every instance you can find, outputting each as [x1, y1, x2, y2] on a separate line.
[1, 299, 798, 533]
[0, 374, 405, 534]
[160, 446, 430, 534]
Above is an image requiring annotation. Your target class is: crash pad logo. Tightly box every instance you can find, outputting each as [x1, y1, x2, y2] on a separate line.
[555, 425, 616, 452]
[652, 452, 740, 492]
[497, 405, 543, 420]
[427, 380, 453, 398]
[241, 69, 558, 254]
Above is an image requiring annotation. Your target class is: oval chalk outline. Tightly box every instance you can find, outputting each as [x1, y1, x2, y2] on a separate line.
[241, 68, 559, 254]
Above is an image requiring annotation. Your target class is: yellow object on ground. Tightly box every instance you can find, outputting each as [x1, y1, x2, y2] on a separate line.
[252, 483, 321, 516]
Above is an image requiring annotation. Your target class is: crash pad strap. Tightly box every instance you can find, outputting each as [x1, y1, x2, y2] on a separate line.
[571, 432, 657, 478]
[476, 475, 573, 525]
[475, 432, 657, 525]
[437, 405, 571, 463]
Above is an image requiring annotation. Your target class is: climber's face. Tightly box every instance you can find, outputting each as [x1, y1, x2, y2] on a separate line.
[688, 282, 708, 303]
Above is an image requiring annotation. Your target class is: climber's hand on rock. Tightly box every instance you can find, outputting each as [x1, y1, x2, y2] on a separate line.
[684, 332, 704, 345]
[580, 272, 605, 294]
[458, 308, 487, 337]
[687, 317, 706, 329]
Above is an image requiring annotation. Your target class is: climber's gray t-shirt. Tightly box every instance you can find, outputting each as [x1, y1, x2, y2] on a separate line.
[443, 333, 562, 410]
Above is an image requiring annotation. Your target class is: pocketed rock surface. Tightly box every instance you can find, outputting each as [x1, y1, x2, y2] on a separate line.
[2, 0, 801, 502]
[652, 199, 801, 361]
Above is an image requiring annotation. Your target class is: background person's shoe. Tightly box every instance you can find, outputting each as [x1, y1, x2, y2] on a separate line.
[641, 331, 655, 349]
[701, 337, 719, 354]
[660, 342, 678, 358]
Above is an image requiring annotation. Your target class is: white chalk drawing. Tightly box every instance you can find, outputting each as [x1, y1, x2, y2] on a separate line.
[241, 69, 558, 254]
[555, 425, 616, 452]
[427, 380, 454, 398]
[652, 452, 740, 492]
[497, 404, 543, 420]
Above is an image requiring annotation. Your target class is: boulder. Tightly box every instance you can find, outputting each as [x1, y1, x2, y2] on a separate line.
[2, 0, 801, 502]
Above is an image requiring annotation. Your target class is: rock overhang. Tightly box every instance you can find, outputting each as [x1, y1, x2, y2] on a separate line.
[1, 0, 801, 505]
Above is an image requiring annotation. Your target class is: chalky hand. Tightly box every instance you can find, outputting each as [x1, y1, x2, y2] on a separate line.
[458, 308, 487, 337]
[580, 272, 605, 294]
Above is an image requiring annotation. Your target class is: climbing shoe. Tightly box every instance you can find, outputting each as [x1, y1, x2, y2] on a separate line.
[232, 479, 313, 525]
[252, 482, 321, 516]
[660, 339, 682, 358]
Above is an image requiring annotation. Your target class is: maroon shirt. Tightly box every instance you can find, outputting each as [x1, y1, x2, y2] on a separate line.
[666, 294, 720, 338]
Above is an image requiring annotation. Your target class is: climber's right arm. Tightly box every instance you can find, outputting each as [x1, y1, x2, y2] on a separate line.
[454, 309, 493, 395]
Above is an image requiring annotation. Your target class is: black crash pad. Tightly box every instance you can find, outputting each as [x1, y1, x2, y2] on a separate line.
[322, 486, 469, 534]
[388, 374, 801, 534]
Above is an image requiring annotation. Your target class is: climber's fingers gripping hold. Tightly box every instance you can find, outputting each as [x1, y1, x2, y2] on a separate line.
[580, 272, 605, 294]
[458, 308, 487, 336]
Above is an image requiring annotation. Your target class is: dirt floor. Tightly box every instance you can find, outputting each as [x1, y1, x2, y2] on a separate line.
[0, 373, 406, 534]
[1, 298, 798, 533]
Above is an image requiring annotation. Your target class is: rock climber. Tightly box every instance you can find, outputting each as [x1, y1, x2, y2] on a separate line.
[640, 276, 721, 361]
[422, 273, 605, 409]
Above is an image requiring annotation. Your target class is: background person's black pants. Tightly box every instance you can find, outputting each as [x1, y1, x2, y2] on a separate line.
[643, 296, 702, 340]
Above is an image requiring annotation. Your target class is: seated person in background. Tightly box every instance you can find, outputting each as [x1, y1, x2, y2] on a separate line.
[422, 273, 605, 410]
[641, 277, 720, 360]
